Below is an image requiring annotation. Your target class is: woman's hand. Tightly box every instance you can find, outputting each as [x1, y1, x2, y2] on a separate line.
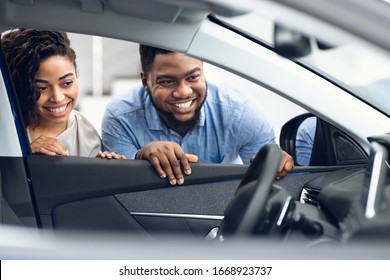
[30, 135, 69, 156]
[96, 151, 126, 159]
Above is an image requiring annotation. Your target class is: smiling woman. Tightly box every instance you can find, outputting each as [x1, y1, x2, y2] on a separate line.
[32, 56, 79, 142]
[1, 29, 125, 159]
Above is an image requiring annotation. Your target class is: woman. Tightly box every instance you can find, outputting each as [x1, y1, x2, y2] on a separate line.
[1, 29, 124, 159]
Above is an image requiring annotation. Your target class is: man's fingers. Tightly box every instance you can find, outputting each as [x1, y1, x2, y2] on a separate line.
[283, 152, 294, 172]
[185, 154, 198, 162]
[167, 153, 184, 185]
[276, 151, 294, 179]
[181, 153, 198, 175]
[137, 142, 198, 185]
[149, 155, 171, 180]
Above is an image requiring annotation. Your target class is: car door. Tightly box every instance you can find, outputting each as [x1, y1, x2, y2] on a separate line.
[0, 39, 346, 240]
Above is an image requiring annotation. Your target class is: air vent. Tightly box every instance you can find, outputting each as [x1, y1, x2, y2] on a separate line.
[300, 187, 321, 208]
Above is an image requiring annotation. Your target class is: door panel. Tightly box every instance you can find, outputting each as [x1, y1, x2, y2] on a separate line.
[27, 155, 247, 234]
[133, 215, 222, 239]
[26, 154, 334, 236]
[27, 155, 247, 215]
[52, 195, 148, 233]
[1, 157, 37, 227]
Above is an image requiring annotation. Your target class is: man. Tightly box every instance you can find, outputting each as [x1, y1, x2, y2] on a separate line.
[102, 45, 294, 185]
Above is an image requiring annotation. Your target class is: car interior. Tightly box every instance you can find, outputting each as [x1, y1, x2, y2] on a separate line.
[3, 70, 389, 245]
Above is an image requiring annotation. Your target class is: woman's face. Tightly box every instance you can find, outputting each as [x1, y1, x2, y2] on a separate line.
[33, 55, 78, 127]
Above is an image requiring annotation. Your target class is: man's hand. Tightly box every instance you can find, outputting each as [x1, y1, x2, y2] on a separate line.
[30, 135, 69, 156]
[250, 149, 294, 179]
[135, 141, 198, 185]
[136, 141, 198, 185]
[277, 150, 294, 179]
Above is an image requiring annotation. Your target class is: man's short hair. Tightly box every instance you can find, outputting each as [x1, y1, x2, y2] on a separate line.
[139, 44, 172, 75]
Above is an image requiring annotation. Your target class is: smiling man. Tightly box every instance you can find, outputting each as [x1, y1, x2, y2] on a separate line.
[102, 45, 293, 185]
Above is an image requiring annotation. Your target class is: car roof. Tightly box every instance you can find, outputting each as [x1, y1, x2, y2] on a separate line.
[0, 0, 250, 53]
[1, 0, 389, 52]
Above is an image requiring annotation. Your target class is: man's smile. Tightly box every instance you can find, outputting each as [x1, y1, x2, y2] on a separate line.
[169, 98, 196, 114]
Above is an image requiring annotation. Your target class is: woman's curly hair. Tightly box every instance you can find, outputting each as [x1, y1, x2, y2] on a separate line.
[1, 29, 77, 127]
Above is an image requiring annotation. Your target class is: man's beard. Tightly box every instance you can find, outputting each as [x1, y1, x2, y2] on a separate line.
[149, 92, 206, 137]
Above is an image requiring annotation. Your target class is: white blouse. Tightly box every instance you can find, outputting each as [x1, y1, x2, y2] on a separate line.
[29, 110, 101, 157]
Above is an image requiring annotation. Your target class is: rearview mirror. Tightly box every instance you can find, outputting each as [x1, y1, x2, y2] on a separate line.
[273, 22, 312, 59]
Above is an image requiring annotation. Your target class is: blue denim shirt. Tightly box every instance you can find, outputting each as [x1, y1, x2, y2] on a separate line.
[295, 116, 316, 166]
[102, 82, 275, 164]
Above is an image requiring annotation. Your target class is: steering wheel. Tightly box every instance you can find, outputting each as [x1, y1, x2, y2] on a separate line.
[219, 144, 282, 237]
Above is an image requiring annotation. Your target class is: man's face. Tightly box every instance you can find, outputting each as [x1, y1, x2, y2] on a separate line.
[141, 52, 207, 128]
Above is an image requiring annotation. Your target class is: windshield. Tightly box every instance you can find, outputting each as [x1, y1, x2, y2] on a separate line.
[216, 2, 390, 116]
